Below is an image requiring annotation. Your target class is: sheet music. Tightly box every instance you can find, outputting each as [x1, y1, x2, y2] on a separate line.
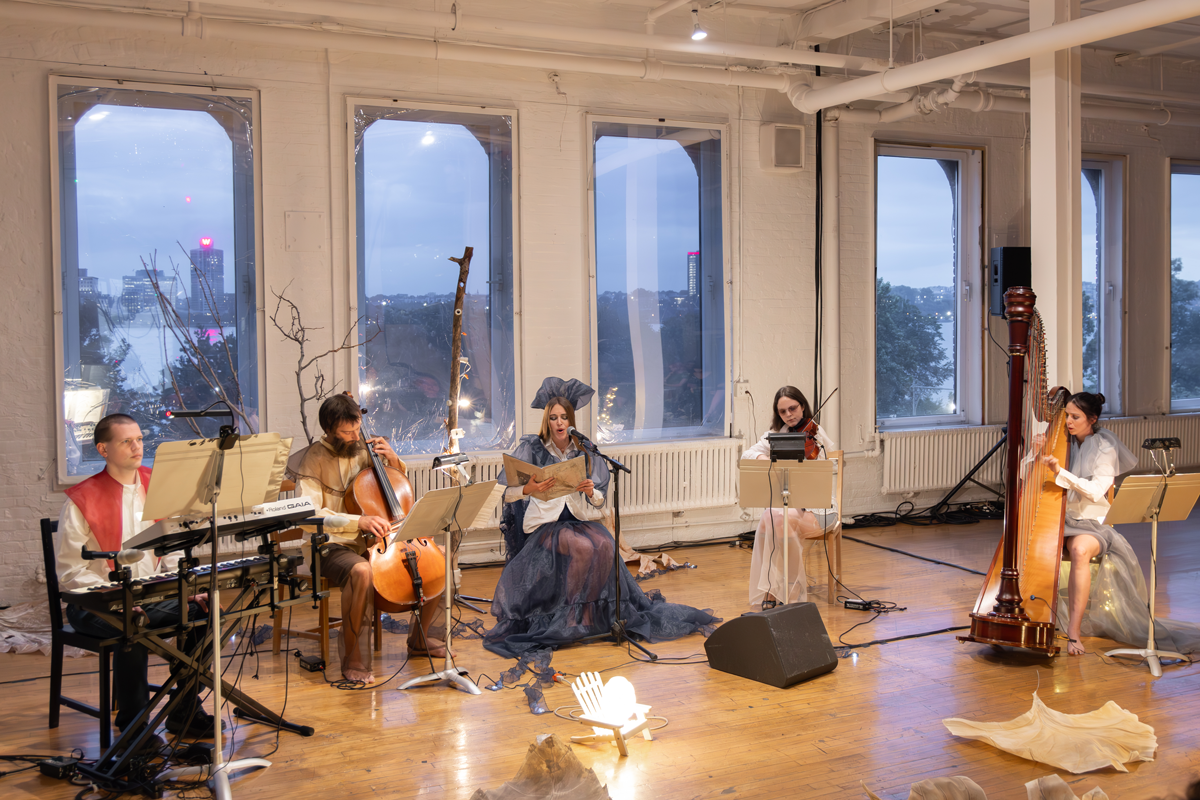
[502, 454, 587, 501]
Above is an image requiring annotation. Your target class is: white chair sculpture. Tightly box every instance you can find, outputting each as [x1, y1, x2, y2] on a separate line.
[569, 672, 653, 757]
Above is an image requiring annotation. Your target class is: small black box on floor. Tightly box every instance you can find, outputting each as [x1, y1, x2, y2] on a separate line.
[989, 247, 1031, 317]
[704, 602, 838, 688]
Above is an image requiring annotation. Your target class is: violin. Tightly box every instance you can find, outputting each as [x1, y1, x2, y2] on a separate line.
[791, 417, 822, 461]
[343, 406, 445, 613]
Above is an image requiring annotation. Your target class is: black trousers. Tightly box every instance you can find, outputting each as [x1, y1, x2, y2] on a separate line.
[66, 599, 206, 731]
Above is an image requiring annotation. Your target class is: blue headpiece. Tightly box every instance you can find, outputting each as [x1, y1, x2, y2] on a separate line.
[531, 377, 595, 411]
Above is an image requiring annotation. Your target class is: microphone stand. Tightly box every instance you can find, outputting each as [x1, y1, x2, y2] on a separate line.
[576, 438, 657, 662]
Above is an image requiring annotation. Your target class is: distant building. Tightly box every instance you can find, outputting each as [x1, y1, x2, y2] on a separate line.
[187, 237, 232, 319]
[122, 268, 174, 315]
[78, 268, 100, 302]
[687, 251, 700, 297]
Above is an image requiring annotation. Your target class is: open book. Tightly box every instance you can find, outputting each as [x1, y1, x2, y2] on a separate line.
[502, 454, 588, 502]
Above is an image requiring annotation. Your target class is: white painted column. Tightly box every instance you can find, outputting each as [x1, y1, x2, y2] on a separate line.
[820, 117, 841, 448]
[1029, 0, 1083, 390]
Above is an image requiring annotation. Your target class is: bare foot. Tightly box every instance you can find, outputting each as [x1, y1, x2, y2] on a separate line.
[1067, 638, 1086, 656]
[407, 638, 455, 658]
[342, 663, 375, 684]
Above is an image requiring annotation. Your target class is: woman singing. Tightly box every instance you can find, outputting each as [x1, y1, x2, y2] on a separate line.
[743, 386, 838, 609]
[1043, 391, 1200, 656]
[483, 377, 718, 659]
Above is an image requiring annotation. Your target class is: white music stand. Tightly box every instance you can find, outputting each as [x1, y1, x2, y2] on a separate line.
[739, 459, 834, 605]
[393, 480, 503, 694]
[1104, 471, 1200, 677]
[146, 434, 286, 799]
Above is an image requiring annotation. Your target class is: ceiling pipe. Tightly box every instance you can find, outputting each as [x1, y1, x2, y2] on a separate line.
[788, 0, 1200, 113]
[828, 87, 1200, 126]
[206, 0, 890, 71]
[0, 0, 793, 91]
[1116, 32, 1200, 62]
[971, 66, 1200, 109]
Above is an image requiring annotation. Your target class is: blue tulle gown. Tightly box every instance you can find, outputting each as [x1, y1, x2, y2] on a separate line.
[483, 434, 718, 659]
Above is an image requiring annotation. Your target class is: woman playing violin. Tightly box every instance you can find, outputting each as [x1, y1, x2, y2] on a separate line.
[743, 385, 838, 609]
[289, 394, 445, 684]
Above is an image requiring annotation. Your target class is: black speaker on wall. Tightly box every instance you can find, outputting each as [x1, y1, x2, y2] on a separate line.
[703, 603, 838, 688]
[989, 246, 1032, 317]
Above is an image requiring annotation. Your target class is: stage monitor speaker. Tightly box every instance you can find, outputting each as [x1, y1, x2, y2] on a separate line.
[989, 246, 1031, 317]
[704, 603, 837, 688]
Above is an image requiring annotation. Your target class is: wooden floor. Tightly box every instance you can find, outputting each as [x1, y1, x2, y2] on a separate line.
[6, 518, 1200, 799]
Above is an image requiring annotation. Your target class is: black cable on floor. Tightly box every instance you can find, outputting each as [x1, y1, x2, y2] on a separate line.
[841, 535, 986, 576]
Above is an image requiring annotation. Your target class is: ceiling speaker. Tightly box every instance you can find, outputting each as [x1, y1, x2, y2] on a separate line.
[760, 123, 805, 172]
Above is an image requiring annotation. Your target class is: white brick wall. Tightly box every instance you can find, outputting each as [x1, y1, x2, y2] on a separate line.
[2, 14, 1199, 604]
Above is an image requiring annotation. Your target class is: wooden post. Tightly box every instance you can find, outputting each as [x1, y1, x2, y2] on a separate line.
[446, 246, 473, 454]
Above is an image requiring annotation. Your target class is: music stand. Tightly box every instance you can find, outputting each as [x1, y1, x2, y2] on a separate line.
[739, 459, 834, 605]
[394, 481, 502, 694]
[144, 433, 284, 800]
[1104, 470, 1200, 676]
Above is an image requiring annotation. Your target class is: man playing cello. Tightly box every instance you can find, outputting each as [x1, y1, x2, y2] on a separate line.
[290, 394, 445, 684]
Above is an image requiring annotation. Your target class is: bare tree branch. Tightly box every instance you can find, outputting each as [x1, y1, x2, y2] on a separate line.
[269, 282, 381, 444]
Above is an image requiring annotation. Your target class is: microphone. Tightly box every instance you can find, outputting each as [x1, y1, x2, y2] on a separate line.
[299, 515, 351, 528]
[81, 547, 146, 565]
[165, 407, 232, 420]
[567, 427, 596, 449]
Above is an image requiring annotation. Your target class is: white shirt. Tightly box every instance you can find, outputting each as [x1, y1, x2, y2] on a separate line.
[742, 423, 835, 462]
[56, 480, 179, 592]
[1055, 437, 1120, 525]
[503, 439, 606, 533]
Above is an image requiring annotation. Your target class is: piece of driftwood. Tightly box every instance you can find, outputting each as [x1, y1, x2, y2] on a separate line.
[468, 734, 610, 800]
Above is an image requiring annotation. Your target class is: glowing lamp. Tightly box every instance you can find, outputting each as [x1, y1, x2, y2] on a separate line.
[199, 237, 213, 248]
[690, 9, 707, 40]
[570, 672, 653, 757]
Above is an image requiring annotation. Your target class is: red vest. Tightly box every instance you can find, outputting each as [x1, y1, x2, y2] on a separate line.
[64, 467, 153, 561]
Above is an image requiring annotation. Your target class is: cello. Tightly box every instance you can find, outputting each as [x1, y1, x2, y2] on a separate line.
[343, 405, 446, 613]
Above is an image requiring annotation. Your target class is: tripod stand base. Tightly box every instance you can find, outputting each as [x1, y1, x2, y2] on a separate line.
[158, 758, 272, 800]
[399, 666, 482, 694]
[454, 593, 491, 614]
[1104, 647, 1188, 678]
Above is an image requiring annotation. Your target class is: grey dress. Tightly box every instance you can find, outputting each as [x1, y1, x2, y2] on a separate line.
[1056, 428, 1200, 655]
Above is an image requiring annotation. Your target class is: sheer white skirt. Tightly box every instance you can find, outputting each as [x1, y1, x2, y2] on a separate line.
[748, 505, 839, 606]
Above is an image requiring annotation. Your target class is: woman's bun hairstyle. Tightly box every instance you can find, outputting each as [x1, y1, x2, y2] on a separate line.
[1067, 391, 1105, 420]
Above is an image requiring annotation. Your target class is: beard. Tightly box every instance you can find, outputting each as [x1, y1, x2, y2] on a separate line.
[328, 436, 367, 459]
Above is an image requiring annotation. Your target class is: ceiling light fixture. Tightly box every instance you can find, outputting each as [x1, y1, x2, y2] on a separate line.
[690, 9, 707, 41]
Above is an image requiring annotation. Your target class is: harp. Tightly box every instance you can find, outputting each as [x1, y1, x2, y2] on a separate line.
[958, 287, 1070, 655]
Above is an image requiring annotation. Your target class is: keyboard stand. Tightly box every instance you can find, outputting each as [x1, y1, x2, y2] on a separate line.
[75, 582, 317, 792]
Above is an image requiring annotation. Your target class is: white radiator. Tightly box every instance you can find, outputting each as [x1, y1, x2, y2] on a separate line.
[880, 414, 1200, 495]
[404, 437, 742, 524]
[1103, 414, 1200, 472]
[881, 426, 1007, 495]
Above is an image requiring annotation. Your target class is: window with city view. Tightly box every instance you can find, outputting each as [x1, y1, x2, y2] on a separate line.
[875, 145, 981, 423]
[591, 120, 725, 443]
[1171, 162, 1200, 408]
[54, 79, 259, 479]
[354, 104, 516, 454]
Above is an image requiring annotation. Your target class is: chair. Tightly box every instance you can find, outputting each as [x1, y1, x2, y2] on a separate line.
[814, 450, 845, 601]
[41, 518, 118, 751]
[270, 481, 382, 665]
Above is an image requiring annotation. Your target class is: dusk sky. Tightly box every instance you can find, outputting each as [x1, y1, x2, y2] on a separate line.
[875, 155, 956, 289]
[593, 135, 700, 296]
[1173, 171, 1200, 281]
[360, 119, 494, 298]
[72, 106, 1198, 305]
[75, 105, 236, 295]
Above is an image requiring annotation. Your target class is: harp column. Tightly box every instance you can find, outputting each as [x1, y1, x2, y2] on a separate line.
[1029, 0, 1083, 392]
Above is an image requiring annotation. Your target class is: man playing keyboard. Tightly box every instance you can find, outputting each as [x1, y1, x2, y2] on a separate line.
[56, 414, 220, 750]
